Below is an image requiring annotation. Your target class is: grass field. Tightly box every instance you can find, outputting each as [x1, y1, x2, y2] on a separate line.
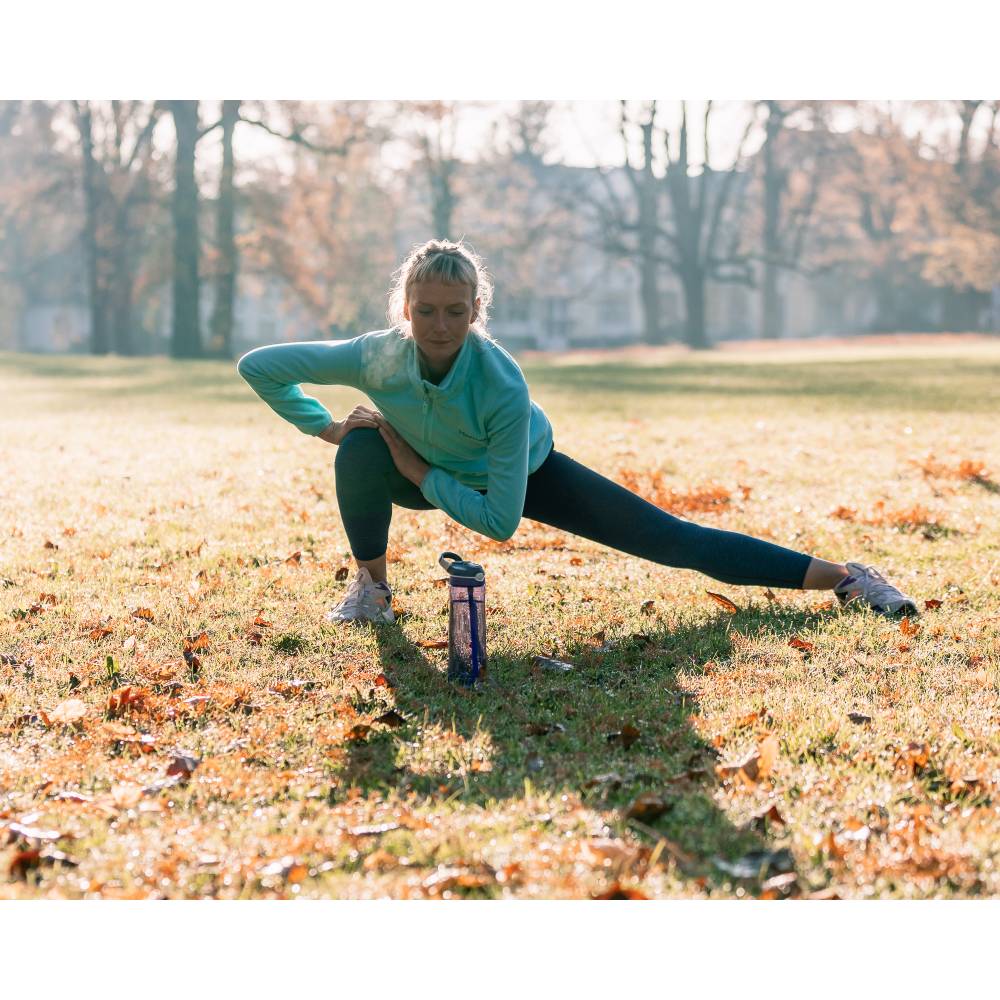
[1, 337, 998, 899]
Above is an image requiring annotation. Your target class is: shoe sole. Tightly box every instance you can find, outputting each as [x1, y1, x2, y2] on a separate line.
[325, 609, 395, 624]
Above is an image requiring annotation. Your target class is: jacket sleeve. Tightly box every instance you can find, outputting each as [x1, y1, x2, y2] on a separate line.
[418, 386, 530, 542]
[236, 338, 365, 435]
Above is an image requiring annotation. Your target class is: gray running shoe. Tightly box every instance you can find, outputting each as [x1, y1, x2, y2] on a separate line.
[325, 567, 395, 624]
[834, 562, 918, 617]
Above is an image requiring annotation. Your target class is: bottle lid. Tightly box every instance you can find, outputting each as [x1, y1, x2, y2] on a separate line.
[438, 551, 485, 582]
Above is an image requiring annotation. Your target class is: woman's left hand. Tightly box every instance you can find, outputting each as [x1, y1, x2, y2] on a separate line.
[374, 414, 431, 487]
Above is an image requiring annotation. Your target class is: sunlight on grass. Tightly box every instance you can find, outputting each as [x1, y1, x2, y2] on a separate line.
[1, 341, 998, 898]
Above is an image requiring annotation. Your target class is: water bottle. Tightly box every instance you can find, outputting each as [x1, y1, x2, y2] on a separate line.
[438, 551, 486, 687]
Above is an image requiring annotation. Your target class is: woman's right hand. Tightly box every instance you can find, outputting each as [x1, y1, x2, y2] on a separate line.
[316, 405, 383, 445]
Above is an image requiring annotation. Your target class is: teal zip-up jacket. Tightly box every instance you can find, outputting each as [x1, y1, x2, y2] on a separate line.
[236, 329, 554, 541]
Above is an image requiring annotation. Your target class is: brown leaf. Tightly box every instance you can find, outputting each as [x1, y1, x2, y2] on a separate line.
[416, 639, 448, 650]
[748, 803, 786, 830]
[764, 589, 778, 603]
[335, 566, 349, 581]
[374, 709, 406, 728]
[639, 600, 655, 615]
[593, 884, 649, 900]
[44, 539, 59, 550]
[38, 593, 58, 605]
[131, 607, 155, 622]
[894, 742, 929, 776]
[606, 723, 641, 750]
[106, 686, 150, 718]
[900, 617, 920, 637]
[788, 636, 815, 652]
[373, 673, 391, 688]
[284, 550, 302, 565]
[624, 793, 672, 822]
[48, 698, 88, 726]
[705, 591, 739, 613]
[183, 632, 210, 653]
[166, 751, 201, 780]
[88, 626, 113, 641]
[716, 734, 778, 786]
[924, 599, 943, 610]
[252, 614, 273, 628]
[345, 724, 372, 742]
[847, 712, 872, 725]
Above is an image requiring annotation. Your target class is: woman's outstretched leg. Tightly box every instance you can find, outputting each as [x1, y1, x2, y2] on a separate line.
[522, 449, 833, 590]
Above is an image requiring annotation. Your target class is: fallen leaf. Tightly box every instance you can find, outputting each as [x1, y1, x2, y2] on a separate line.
[716, 734, 779, 786]
[900, 617, 920, 637]
[373, 673, 391, 688]
[525, 721, 566, 736]
[416, 639, 448, 650]
[131, 607, 155, 622]
[183, 632, 210, 653]
[106, 686, 151, 718]
[848, 712, 872, 725]
[88, 626, 113, 641]
[580, 838, 638, 866]
[705, 591, 739, 613]
[166, 751, 201, 780]
[253, 614, 273, 628]
[606, 723, 641, 750]
[748, 803, 786, 831]
[48, 699, 88, 726]
[624, 793, 672, 822]
[924, 599, 943, 610]
[764, 589, 778, 602]
[593, 884, 649, 900]
[284, 551, 302, 566]
[788, 636, 815, 652]
[532, 655, 574, 674]
[639, 600, 655, 615]
[345, 724, 372, 742]
[335, 566, 349, 581]
[5, 821, 65, 842]
[759, 872, 799, 898]
[374, 709, 406, 728]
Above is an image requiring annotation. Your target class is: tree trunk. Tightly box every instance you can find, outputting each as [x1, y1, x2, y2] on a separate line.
[76, 103, 110, 354]
[680, 264, 709, 349]
[636, 115, 665, 345]
[110, 221, 134, 355]
[209, 100, 239, 359]
[760, 102, 787, 339]
[169, 100, 202, 359]
[429, 163, 455, 239]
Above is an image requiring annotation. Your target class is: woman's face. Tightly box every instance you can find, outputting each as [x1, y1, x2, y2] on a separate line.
[404, 280, 480, 371]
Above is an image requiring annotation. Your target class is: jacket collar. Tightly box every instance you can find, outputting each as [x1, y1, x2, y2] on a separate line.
[407, 331, 475, 397]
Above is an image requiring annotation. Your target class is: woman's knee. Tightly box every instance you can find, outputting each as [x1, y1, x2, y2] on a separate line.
[334, 427, 392, 474]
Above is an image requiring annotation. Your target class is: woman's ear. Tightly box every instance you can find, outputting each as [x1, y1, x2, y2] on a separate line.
[402, 298, 411, 322]
[471, 296, 481, 323]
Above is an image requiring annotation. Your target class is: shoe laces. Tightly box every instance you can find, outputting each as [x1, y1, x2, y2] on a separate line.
[337, 572, 372, 615]
[846, 564, 903, 604]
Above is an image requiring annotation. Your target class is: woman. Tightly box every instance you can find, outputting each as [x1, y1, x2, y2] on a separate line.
[237, 239, 917, 624]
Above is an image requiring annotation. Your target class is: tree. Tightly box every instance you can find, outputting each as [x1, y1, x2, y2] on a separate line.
[167, 101, 202, 358]
[239, 102, 396, 340]
[0, 102, 81, 350]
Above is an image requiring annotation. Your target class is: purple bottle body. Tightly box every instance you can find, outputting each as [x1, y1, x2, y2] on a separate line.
[439, 552, 487, 686]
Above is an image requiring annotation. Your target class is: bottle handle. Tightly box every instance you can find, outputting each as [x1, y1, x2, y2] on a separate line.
[438, 551, 462, 574]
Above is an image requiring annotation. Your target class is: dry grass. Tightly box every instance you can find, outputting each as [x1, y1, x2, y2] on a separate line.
[1, 339, 998, 899]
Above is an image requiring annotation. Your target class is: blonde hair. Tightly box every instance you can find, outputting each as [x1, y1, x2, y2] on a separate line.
[387, 239, 494, 338]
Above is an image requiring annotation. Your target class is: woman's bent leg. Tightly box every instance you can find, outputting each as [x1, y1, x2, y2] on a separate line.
[334, 428, 433, 563]
[522, 450, 812, 589]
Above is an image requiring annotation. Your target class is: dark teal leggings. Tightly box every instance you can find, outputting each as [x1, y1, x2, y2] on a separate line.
[334, 428, 811, 589]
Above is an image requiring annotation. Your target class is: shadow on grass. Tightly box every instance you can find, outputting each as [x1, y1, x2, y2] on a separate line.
[335, 605, 827, 895]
